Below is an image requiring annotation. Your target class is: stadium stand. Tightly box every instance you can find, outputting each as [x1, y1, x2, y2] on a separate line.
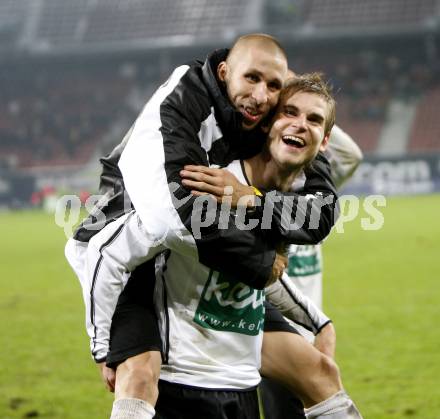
[408, 86, 440, 152]
[36, 0, 256, 48]
[85, 0, 251, 42]
[0, 63, 136, 167]
[0, 0, 28, 49]
[37, 0, 90, 48]
[304, 0, 438, 30]
[1, 0, 440, 171]
[1, 49, 439, 168]
[335, 96, 385, 154]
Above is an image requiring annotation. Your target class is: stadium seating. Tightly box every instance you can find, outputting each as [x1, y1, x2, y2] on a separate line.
[335, 96, 385, 154]
[1, 0, 440, 168]
[408, 86, 440, 152]
[304, 0, 438, 29]
[0, 0, 27, 48]
[7, 0, 440, 50]
[36, 0, 253, 47]
[2, 51, 440, 168]
[37, 0, 90, 47]
[0, 65, 136, 167]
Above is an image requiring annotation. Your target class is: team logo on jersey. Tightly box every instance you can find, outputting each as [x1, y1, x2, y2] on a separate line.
[194, 270, 265, 336]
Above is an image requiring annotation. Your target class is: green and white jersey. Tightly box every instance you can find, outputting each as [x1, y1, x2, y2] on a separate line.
[155, 249, 265, 389]
[153, 160, 264, 389]
[287, 244, 323, 310]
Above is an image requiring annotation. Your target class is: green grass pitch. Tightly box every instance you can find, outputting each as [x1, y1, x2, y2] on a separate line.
[1, 194, 439, 418]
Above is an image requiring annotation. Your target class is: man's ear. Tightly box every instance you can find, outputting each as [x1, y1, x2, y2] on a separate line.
[217, 61, 227, 82]
[319, 134, 330, 151]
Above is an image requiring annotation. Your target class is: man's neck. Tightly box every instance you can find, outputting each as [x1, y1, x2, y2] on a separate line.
[243, 152, 303, 192]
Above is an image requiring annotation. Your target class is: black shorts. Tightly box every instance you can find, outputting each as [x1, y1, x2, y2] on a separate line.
[259, 378, 305, 419]
[106, 260, 162, 368]
[263, 301, 300, 334]
[155, 380, 260, 419]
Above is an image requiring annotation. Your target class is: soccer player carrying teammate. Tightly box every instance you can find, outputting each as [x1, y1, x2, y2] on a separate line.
[152, 73, 362, 419]
[176, 73, 362, 419]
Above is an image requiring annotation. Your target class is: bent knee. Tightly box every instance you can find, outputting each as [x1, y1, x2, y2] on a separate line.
[300, 355, 342, 406]
[118, 352, 161, 386]
[115, 352, 161, 402]
[319, 354, 340, 381]
[307, 354, 342, 395]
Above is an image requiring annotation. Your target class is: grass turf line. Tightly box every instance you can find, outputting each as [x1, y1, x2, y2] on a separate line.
[1, 195, 439, 418]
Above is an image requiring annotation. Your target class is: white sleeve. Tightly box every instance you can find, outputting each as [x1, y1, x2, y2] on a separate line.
[118, 65, 194, 248]
[327, 125, 363, 189]
[265, 273, 331, 335]
[85, 211, 165, 362]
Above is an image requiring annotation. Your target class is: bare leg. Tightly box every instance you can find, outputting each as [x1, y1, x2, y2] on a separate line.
[115, 351, 162, 403]
[261, 332, 362, 418]
[110, 351, 161, 419]
[261, 331, 341, 407]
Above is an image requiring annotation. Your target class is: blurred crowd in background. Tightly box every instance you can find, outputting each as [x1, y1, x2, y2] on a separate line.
[1, 0, 440, 207]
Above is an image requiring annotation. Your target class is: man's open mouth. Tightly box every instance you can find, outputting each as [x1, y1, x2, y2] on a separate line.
[242, 107, 262, 122]
[282, 135, 306, 148]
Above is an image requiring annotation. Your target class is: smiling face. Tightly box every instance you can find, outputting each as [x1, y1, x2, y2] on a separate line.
[266, 90, 330, 171]
[218, 45, 287, 131]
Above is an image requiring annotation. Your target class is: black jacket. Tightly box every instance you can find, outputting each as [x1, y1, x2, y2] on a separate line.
[74, 49, 338, 289]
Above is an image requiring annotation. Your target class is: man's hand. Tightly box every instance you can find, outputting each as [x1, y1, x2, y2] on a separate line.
[180, 165, 255, 207]
[267, 253, 288, 287]
[97, 362, 116, 393]
[314, 322, 336, 359]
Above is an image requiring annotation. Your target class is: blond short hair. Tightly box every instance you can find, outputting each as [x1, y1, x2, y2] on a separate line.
[280, 72, 336, 135]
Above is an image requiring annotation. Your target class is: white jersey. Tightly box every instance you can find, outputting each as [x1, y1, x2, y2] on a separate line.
[155, 250, 265, 389]
[155, 159, 263, 388]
